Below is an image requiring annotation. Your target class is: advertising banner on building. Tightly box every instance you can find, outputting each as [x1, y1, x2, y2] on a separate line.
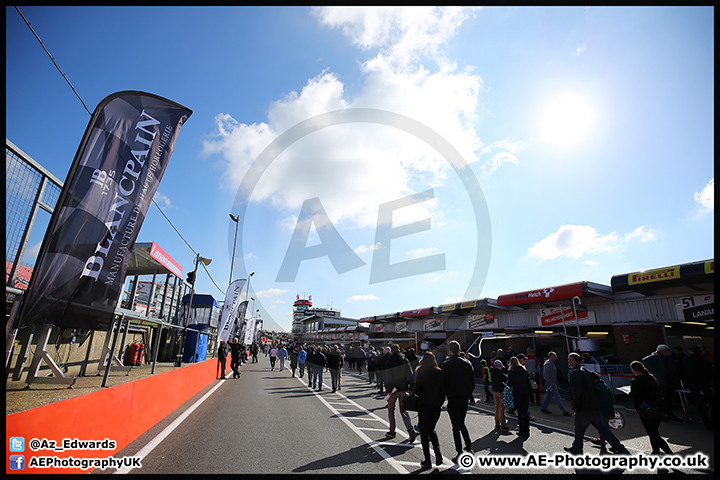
[677, 294, 714, 322]
[218, 279, 247, 342]
[538, 306, 596, 327]
[19, 91, 192, 331]
[497, 282, 584, 307]
[466, 313, 495, 330]
[424, 318, 443, 331]
[396, 321, 408, 333]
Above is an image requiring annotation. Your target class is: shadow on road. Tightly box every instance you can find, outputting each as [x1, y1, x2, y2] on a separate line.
[292, 443, 390, 472]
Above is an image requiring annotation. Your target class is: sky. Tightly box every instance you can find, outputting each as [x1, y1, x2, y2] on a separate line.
[5, 6, 714, 333]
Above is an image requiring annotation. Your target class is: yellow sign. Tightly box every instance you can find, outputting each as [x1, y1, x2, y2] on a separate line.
[705, 260, 714, 274]
[629, 266, 680, 285]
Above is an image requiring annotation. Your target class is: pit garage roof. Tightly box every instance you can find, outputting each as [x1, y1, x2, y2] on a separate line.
[611, 259, 714, 297]
[126, 242, 183, 277]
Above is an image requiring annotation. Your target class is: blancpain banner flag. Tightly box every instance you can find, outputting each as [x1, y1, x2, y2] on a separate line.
[19, 91, 192, 331]
[243, 316, 257, 345]
[218, 279, 247, 343]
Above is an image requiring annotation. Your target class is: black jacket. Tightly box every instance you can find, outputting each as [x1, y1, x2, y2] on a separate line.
[385, 352, 414, 392]
[218, 344, 227, 360]
[414, 366, 445, 410]
[569, 365, 601, 412]
[441, 354, 475, 401]
[631, 372, 664, 411]
[229, 342, 242, 360]
[507, 367, 532, 396]
[326, 350, 342, 369]
[490, 367, 506, 392]
[313, 351, 327, 369]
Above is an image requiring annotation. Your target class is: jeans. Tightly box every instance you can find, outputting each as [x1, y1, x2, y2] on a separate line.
[640, 416, 672, 453]
[270, 357, 276, 369]
[329, 368, 339, 391]
[388, 390, 413, 434]
[312, 368, 324, 389]
[299, 363, 306, 378]
[279, 357, 286, 370]
[483, 379, 492, 401]
[540, 382, 569, 413]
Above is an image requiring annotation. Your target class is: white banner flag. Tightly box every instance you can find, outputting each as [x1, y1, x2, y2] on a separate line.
[243, 316, 257, 345]
[218, 279, 246, 342]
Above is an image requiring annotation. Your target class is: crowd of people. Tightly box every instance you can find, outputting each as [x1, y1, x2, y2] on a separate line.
[217, 338, 714, 468]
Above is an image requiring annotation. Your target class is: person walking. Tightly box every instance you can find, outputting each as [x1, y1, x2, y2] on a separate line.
[681, 345, 714, 430]
[384, 344, 416, 441]
[507, 356, 532, 438]
[642, 344, 680, 421]
[590, 370, 616, 451]
[251, 342, 259, 363]
[312, 347, 327, 391]
[217, 341, 228, 379]
[564, 353, 629, 454]
[631, 360, 673, 454]
[441, 340, 475, 458]
[540, 352, 572, 416]
[229, 337, 242, 379]
[298, 345, 308, 380]
[490, 359, 508, 430]
[377, 346, 391, 394]
[413, 352, 445, 468]
[525, 348, 542, 405]
[327, 345, 342, 392]
[356, 346, 366, 374]
[269, 345, 278, 371]
[289, 344, 299, 377]
[480, 359, 493, 403]
[278, 344, 288, 371]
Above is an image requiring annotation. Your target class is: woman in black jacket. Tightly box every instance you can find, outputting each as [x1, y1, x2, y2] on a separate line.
[630, 361, 673, 454]
[413, 352, 445, 468]
[507, 356, 532, 438]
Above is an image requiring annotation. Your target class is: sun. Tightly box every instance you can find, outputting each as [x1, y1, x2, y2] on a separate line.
[539, 93, 595, 149]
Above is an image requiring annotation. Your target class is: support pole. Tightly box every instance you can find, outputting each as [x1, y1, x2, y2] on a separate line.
[24, 324, 76, 388]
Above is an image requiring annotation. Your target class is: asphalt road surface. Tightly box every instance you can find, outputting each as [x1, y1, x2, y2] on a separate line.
[98, 355, 712, 475]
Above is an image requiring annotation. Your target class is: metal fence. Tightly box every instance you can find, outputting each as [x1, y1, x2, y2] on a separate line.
[5, 138, 63, 291]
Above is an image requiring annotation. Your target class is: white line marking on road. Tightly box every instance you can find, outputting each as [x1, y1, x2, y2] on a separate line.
[113, 374, 230, 474]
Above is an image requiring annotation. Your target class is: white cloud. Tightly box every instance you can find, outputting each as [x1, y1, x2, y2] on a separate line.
[153, 191, 172, 210]
[347, 294, 378, 302]
[624, 225, 657, 242]
[354, 242, 383, 254]
[424, 272, 445, 282]
[694, 178, 714, 214]
[573, 44, 587, 57]
[407, 247, 439, 257]
[313, 7, 478, 68]
[445, 295, 464, 303]
[528, 225, 619, 261]
[583, 259, 599, 266]
[24, 241, 42, 262]
[203, 7, 497, 232]
[256, 288, 288, 298]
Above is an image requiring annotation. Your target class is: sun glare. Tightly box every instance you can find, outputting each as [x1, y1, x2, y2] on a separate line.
[539, 93, 594, 149]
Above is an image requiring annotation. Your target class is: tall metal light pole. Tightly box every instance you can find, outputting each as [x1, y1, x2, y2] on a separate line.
[229, 214, 240, 286]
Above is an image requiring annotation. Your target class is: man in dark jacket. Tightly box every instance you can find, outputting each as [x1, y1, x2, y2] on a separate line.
[682, 345, 714, 430]
[326, 345, 342, 392]
[441, 341, 475, 458]
[384, 344, 416, 441]
[217, 341, 228, 379]
[377, 346, 391, 394]
[565, 353, 628, 454]
[312, 347, 327, 391]
[229, 337, 242, 379]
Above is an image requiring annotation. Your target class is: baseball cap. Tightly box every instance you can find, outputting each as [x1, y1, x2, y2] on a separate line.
[516, 353, 527, 360]
[494, 360, 503, 367]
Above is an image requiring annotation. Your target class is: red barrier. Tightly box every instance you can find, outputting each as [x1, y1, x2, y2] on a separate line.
[6, 358, 219, 474]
